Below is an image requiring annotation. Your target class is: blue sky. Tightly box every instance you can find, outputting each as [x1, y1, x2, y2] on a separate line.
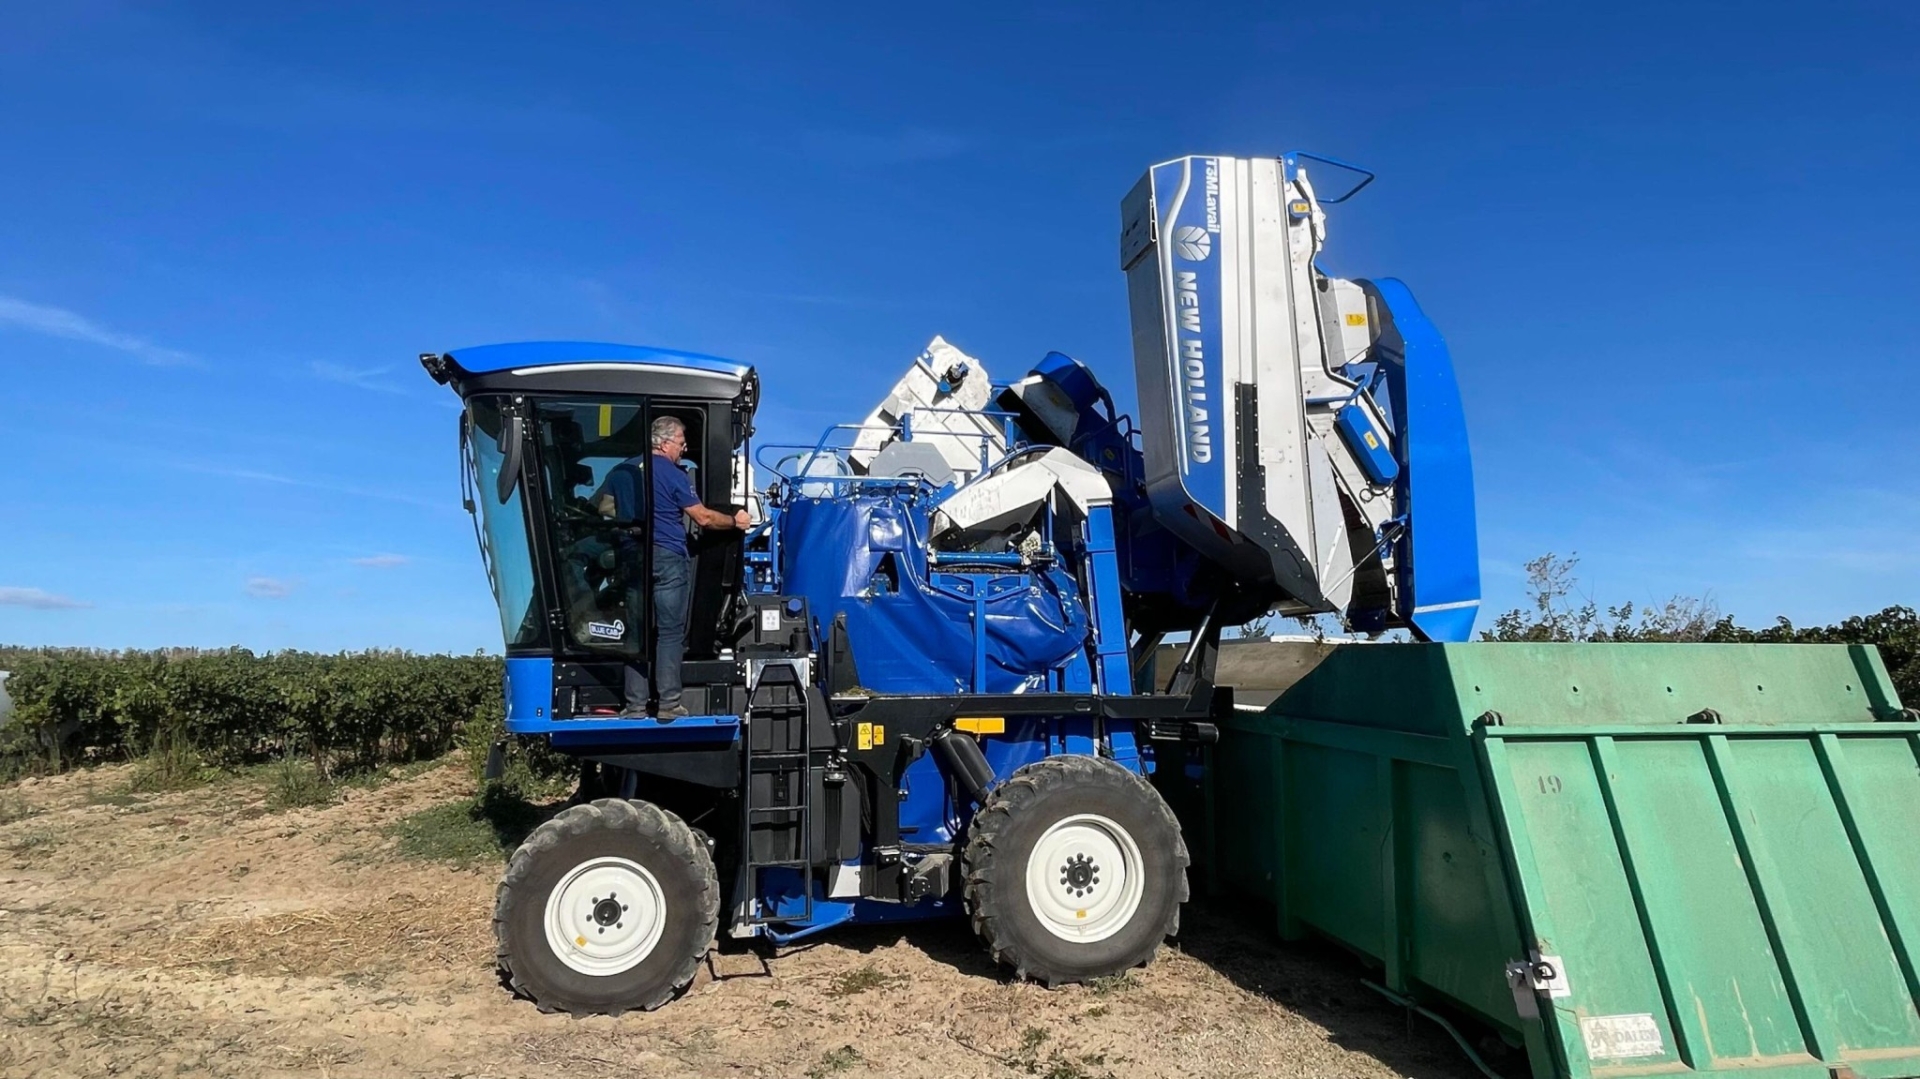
[2, 1, 1916, 652]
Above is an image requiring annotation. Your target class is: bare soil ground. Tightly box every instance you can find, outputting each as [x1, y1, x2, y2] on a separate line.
[0, 761, 1499, 1079]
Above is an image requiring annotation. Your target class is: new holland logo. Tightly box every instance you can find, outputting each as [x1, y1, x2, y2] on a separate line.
[1174, 225, 1212, 261]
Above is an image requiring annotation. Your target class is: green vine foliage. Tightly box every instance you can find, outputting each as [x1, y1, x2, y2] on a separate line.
[0, 647, 503, 776]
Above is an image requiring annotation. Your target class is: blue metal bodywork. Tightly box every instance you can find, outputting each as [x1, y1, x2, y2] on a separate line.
[1369, 280, 1482, 643]
[446, 340, 750, 379]
[1140, 156, 1233, 548]
[1334, 403, 1401, 486]
[776, 491, 1094, 695]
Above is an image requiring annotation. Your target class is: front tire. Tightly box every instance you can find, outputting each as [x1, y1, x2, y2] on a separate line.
[494, 798, 719, 1016]
[962, 755, 1188, 986]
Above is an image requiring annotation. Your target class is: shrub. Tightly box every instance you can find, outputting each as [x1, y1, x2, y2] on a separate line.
[0, 648, 504, 778]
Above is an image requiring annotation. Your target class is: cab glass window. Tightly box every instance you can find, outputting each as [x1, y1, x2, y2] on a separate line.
[465, 398, 542, 648]
[532, 400, 705, 651]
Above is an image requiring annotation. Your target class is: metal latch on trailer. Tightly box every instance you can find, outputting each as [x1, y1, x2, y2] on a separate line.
[1504, 953, 1569, 1020]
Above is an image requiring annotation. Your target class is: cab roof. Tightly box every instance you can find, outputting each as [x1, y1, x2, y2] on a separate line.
[442, 341, 750, 378]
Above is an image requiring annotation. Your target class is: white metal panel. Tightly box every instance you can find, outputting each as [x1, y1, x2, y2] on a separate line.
[932, 448, 1113, 538]
[850, 337, 1005, 481]
[1216, 156, 1245, 529]
[1248, 159, 1315, 563]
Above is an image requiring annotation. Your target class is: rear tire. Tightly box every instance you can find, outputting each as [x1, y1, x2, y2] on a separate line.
[494, 798, 718, 1016]
[962, 755, 1188, 986]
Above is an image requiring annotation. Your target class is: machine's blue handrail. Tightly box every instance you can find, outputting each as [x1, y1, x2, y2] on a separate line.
[1282, 150, 1376, 204]
[908, 406, 1021, 419]
[755, 404, 1036, 484]
[928, 551, 1029, 567]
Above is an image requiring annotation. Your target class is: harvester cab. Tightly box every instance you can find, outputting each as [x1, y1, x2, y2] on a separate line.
[420, 152, 1482, 1018]
[423, 343, 761, 723]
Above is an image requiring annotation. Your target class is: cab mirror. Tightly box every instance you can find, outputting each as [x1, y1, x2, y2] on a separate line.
[496, 414, 525, 503]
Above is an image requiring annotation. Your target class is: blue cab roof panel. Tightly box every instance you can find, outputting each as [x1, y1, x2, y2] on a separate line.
[445, 341, 750, 378]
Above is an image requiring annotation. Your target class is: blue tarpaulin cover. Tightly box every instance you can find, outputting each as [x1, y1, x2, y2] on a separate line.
[778, 493, 1089, 694]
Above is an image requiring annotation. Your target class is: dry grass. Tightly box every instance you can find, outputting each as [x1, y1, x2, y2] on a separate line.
[125, 891, 488, 977]
[823, 963, 906, 998]
[0, 755, 1491, 1079]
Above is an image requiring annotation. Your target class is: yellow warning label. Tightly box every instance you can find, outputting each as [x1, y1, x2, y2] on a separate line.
[873, 724, 886, 746]
[856, 723, 873, 751]
[1345, 312, 1367, 326]
[598, 404, 613, 437]
[956, 717, 1005, 735]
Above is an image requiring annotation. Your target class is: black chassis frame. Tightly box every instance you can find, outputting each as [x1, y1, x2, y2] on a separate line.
[551, 649, 1229, 905]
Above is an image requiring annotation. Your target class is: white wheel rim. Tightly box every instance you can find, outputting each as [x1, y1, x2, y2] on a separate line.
[543, 856, 668, 976]
[1024, 813, 1146, 944]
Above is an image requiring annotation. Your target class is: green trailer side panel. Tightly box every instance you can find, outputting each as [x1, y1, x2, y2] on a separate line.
[1284, 741, 1388, 958]
[1719, 736, 1920, 1059]
[1274, 642, 1897, 734]
[1401, 759, 1513, 1025]
[1206, 721, 1283, 908]
[1491, 737, 1684, 1071]
[1600, 737, 1806, 1065]
[1829, 734, 1920, 1010]
[1187, 642, 1920, 1079]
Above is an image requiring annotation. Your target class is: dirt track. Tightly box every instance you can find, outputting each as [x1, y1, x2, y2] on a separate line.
[0, 761, 1495, 1079]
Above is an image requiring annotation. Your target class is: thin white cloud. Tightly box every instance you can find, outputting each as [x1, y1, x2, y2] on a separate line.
[0, 586, 92, 610]
[245, 577, 294, 599]
[166, 459, 448, 512]
[0, 294, 199, 367]
[351, 553, 408, 568]
[310, 360, 405, 394]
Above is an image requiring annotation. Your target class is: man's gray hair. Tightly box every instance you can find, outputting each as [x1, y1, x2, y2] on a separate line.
[650, 416, 686, 449]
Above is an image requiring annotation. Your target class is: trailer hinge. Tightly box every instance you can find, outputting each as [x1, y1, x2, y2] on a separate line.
[1504, 953, 1569, 1020]
[1686, 708, 1723, 725]
[1477, 710, 1505, 727]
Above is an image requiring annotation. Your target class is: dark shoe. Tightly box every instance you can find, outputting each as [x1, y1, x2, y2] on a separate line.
[615, 704, 649, 719]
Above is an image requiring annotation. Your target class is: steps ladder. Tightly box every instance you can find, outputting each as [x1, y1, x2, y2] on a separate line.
[740, 657, 813, 926]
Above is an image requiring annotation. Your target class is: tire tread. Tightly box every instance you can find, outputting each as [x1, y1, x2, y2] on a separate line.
[961, 755, 1188, 987]
[493, 797, 718, 1017]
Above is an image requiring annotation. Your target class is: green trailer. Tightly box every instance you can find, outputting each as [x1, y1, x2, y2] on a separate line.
[1172, 642, 1920, 1079]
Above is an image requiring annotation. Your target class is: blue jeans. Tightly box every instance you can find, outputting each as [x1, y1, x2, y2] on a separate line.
[625, 546, 691, 710]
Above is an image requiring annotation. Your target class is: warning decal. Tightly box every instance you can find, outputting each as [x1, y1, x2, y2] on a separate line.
[1580, 1014, 1664, 1060]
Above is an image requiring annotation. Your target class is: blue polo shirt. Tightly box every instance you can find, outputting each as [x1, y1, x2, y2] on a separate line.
[599, 453, 700, 556]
